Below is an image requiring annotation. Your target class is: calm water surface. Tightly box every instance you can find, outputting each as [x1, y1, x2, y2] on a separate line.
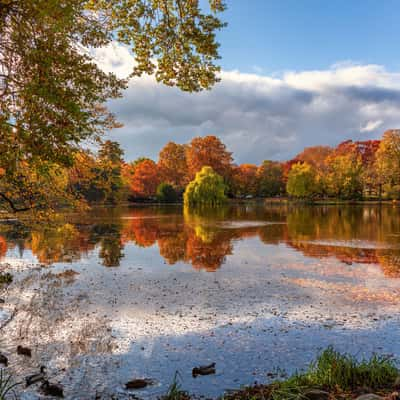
[1, 204, 400, 399]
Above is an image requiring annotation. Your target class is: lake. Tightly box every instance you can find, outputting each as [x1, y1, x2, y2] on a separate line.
[1, 203, 400, 399]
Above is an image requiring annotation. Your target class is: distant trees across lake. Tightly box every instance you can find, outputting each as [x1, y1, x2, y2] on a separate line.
[67, 130, 400, 205]
[2, 130, 400, 213]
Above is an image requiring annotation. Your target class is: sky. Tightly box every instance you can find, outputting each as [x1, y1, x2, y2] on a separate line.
[97, 0, 400, 164]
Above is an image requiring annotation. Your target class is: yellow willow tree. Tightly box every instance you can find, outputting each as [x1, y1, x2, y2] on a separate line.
[184, 166, 227, 206]
[0, 0, 226, 212]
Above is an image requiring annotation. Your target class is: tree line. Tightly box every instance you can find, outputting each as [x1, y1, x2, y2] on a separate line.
[62, 129, 400, 205]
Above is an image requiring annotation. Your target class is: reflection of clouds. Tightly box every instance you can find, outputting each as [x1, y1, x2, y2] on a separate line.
[285, 277, 400, 306]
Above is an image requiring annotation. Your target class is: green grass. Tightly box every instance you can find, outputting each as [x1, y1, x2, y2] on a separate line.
[161, 372, 190, 400]
[0, 368, 20, 400]
[270, 347, 398, 400]
[223, 347, 399, 400]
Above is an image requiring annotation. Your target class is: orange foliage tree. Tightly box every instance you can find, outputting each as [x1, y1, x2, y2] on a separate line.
[158, 142, 188, 190]
[186, 135, 233, 180]
[130, 159, 161, 198]
[231, 164, 259, 197]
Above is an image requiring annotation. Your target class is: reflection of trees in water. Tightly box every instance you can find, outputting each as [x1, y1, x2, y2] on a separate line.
[90, 224, 124, 267]
[377, 250, 400, 278]
[0, 235, 7, 257]
[1, 205, 400, 276]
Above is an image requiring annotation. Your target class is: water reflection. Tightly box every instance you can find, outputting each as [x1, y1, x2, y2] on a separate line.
[1, 204, 400, 276]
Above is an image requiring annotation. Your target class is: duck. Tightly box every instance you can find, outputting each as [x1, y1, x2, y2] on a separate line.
[40, 380, 64, 398]
[17, 345, 32, 357]
[0, 353, 8, 366]
[125, 378, 153, 389]
[192, 362, 216, 378]
[26, 366, 47, 387]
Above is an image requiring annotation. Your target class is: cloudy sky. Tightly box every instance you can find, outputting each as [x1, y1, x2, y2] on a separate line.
[96, 0, 400, 164]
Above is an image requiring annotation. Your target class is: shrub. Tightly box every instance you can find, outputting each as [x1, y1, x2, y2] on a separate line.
[157, 183, 178, 203]
[184, 166, 227, 207]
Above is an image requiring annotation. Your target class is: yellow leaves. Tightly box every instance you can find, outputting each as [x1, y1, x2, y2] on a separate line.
[184, 166, 227, 206]
[287, 162, 317, 199]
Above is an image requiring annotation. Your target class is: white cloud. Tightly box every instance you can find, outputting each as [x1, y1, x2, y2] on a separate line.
[92, 43, 134, 78]
[360, 120, 383, 132]
[93, 44, 400, 164]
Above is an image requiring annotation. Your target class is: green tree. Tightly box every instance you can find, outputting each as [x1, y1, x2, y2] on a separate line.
[96, 141, 125, 203]
[184, 166, 227, 206]
[257, 160, 285, 197]
[286, 162, 317, 199]
[156, 183, 178, 203]
[0, 0, 226, 212]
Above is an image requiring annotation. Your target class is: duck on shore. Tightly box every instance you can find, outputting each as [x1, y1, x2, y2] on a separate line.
[26, 366, 47, 387]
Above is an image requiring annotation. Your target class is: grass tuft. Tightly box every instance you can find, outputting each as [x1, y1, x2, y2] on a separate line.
[270, 346, 398, 400]
[224, 347, 399, 400]
[161, 371, 190, 400]
[0, 368, 20, 400]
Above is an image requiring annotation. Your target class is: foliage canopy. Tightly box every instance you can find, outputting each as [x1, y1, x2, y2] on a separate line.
[0, 0, 226, 212]
[184, 166, 227, 206]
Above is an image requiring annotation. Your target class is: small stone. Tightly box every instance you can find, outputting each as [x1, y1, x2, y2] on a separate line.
[355, 395, 384, 400]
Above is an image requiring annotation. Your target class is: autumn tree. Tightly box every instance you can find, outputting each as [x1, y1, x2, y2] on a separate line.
[296, 146, 333, 169]
[375, 130, 400, 199]
[184, 166, 227, 206]
[96, 141, 125, 203]
[158, 142, 188, 191]
[68, 151, 98, 202]
[231, 164, 259, 197]
[286, 162, 317, 199]
[257, 160, 285, 197]
[0, 0, 226, 212]
[186, 136, 233, 180]
[130, 159, 161, 199]
[324, 151, 363, 199]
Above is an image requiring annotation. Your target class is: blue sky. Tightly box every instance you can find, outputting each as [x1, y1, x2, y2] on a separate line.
[98, 1, 400, 163]
[219, 0, 400, 73]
